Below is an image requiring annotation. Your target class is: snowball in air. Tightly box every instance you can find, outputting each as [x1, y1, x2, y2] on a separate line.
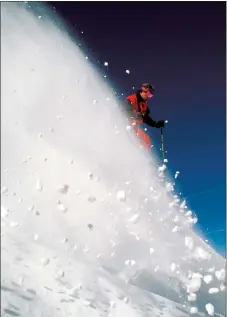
[190, 307, 198, 314]
[125, 69, 130, 74]
[205, 303, 214, 316]
[188, 293, 197, 302]
[203, 275, 213, 284]
[117, 190, 126, 202]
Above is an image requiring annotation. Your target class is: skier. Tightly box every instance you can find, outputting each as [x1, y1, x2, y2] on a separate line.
[122, 83, 165, 149]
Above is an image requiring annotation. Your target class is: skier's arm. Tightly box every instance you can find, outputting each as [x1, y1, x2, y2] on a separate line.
[143, 108, 157, 127]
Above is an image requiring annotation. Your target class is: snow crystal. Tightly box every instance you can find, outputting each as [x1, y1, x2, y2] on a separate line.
[128, 214, 140, 224]
[205, 303, 214, 316]
[190, 307, 198, 314]
[215, 269, 225, 281]
[208, 287, 219, 294]
[117, 190, 126, 202]
[185, 236, 194, 250]
[203, 275, 213, 284]
[125, 69, 130, 74]
[188, 293, 197, 302]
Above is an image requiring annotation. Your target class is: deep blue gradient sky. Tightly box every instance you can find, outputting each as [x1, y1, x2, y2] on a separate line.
[49, 2, 226, 255]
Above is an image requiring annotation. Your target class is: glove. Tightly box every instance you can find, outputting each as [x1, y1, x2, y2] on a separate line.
[155, 120, 165, 128]
[135, 112, 144, 120]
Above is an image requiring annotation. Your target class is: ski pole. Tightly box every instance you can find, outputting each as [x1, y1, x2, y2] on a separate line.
[160, 126, 165, 162]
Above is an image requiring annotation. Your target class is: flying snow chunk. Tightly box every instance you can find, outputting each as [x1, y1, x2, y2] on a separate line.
[58, 184, 69, 194]
[175, 171, 180, 179]
[36, 179, 43, 191]
[128, 214, 140, 224]
[166, 182, 174, 192]
[57, 270, 65, 278]
[88, 195, 96, 203]
[205, 303, 214, 316]
[188, 293, 197, 302]
[220, 284, 226, 291]
[1, 206, 9, 219]
[172, 226, 178, 233]
[180, 200, 186, 209]
[185, 210, 192, 217]
[1, 186, 8, 195]
[125, 69, 130, 74]
[40, 258, 50, 266]
[164, 158, 168, 163]
[117, 190, 126, 202]
[149, 248, 155, 254]
[193, 247, 211, 260]
[187, 276, 202, 293]
[10, 222, 19, 228]
[190, 307, 198, 314]
[57, 201, 68, 213]
[104, 62, 108, 66]
[110, 301, 116, 308]
[158, 164, 166, 172]
[93, 100, 98, 105]
[185, 236, 194, 250]
[170, 262, 176, 272]
[215, 269, 225, 281]
[208, 288, 219, 294]
[203, 275, 213, 284]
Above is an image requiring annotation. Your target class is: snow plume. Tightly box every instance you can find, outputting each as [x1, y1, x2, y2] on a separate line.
[1, 3, 225, 317]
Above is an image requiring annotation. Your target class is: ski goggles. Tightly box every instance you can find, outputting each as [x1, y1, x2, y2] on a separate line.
[141, 84, 154, 97]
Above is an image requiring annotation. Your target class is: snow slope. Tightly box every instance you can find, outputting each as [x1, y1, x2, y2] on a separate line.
[1, 3, 226, 317]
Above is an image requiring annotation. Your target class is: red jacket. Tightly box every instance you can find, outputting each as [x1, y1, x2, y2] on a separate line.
[123, 92, 156, 127]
